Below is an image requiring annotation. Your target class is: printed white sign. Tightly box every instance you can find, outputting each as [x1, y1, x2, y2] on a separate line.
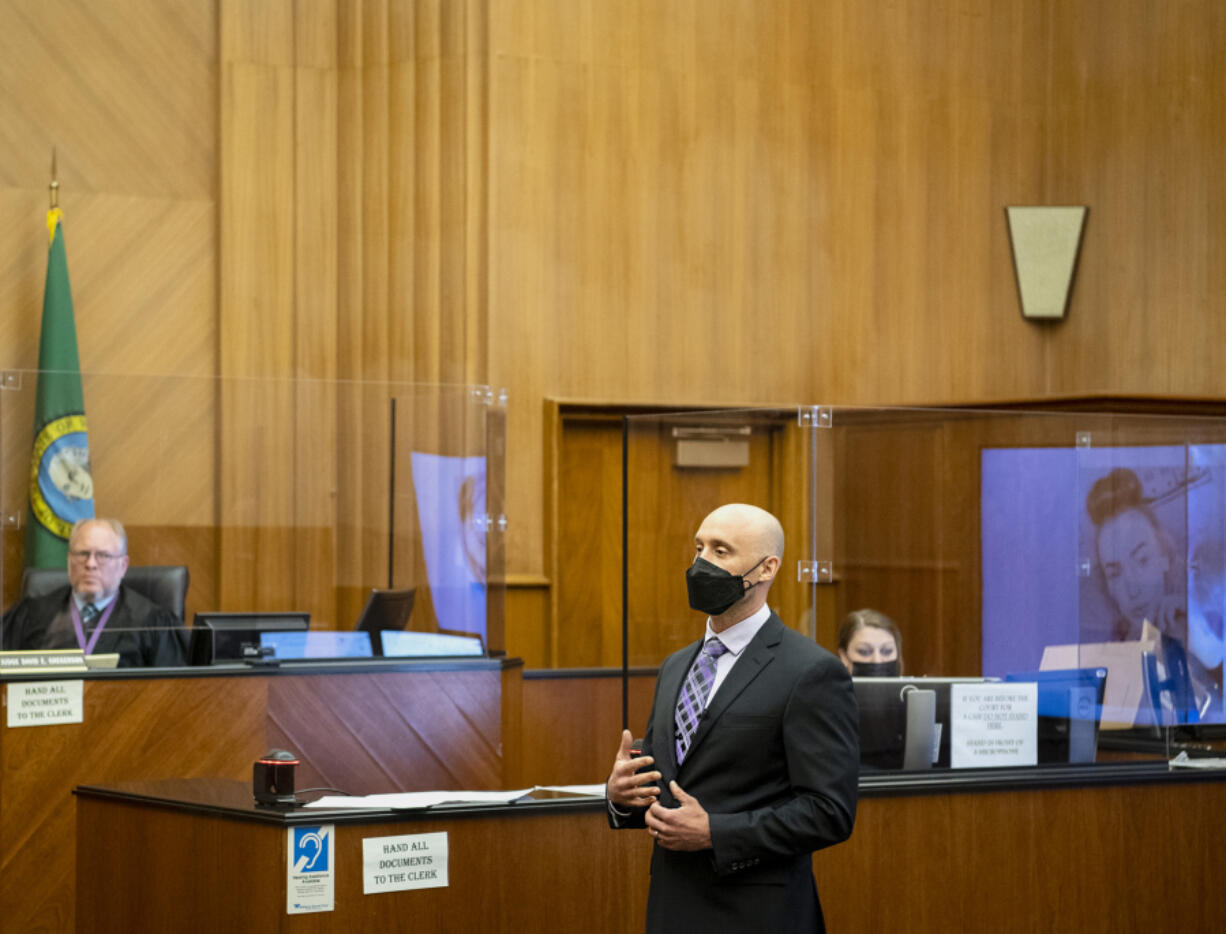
[950, 682, 1038, 769]
[363, 832, 449, 894]
[287, 825, 335, 914]
[6, 681, 84, 727]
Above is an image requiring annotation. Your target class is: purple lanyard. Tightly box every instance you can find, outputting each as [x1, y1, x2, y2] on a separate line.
[70, 599, 119, 655]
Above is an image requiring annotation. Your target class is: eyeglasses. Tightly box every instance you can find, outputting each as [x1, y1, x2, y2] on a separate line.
[68, 550, 125, 564]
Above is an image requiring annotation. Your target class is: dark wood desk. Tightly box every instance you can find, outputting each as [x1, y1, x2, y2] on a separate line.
[0, 659, 522, 934]
[75, 764, 1226, 934]
[75, 779, 648, 934]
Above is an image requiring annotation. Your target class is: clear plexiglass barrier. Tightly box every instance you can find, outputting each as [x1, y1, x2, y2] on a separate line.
[0, 371, 504, 670]
[622, 404, 1226, 770]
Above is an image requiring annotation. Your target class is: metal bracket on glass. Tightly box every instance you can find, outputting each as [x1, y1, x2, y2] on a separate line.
[1076, 431, 1092, 449]
[797, 406, 833, 429]
[797, 559, 834, 584]
[469, 385, 509, 407]
[1078, 559, 1092, 578]
[471, 514, 508, 534]
[1, 371, 22, 391]
[3, 512, 21, 529]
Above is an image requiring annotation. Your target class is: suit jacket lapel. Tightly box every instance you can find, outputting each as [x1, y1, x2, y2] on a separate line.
[655, 640, 702, 777]
[681, 614, 782, 765]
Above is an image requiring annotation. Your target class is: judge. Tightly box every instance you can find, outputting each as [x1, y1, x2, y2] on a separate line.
[1, 517, 186, 667]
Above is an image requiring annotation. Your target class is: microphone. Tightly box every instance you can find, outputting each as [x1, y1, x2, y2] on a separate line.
[629, 738, 658, 789]
[253, 748, 300, 807]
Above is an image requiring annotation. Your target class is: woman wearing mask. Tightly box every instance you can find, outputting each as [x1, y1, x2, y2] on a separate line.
[837, 608, 903, 677]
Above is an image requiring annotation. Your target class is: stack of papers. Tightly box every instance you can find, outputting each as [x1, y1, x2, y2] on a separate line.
[1169, 751, 1226, 770]
[303, 783, 608, 810]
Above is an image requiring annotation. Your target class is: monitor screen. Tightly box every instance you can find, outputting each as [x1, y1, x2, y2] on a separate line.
[853, 676, 989, 770]
[260, 630, 373, 661]
[1004, 667, 1108, 763]
[981, 444, 1225, 725]
[188, 612, 310, 665]
[379, 630, 484, 658]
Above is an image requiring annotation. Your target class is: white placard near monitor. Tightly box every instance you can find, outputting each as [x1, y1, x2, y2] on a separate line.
[949, 682, 1038, 769]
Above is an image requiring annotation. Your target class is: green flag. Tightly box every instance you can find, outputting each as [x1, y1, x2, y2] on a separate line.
[25, 208, 95, 568]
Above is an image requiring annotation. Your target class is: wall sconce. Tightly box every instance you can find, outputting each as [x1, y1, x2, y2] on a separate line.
[1005, 206, 1088, 321]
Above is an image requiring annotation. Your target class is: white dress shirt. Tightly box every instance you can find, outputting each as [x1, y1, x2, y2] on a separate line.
[703, 602, 772, 703]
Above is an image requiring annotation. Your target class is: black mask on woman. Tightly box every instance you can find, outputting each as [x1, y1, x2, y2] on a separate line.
[851, 660, 900, 678]
[686, 556, 766, 617]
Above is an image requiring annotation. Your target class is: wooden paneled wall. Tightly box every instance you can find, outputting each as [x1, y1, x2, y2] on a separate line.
[216, 0, 490, 625]
[0, 0, 218, 606]
[3, 2, 1226, 663]
[1, 1, 493, 630]
[488, 0, 1226, 662]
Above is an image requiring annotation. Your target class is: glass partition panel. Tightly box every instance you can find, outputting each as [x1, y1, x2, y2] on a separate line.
[622, 407, 817, 671]
[0, 371, 504, 669]
[624, 403, 1226, 771]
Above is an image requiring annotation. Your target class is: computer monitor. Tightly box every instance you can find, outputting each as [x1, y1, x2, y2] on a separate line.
[379, 629, 485, 658]
[259, 629, 373, 661]
[353, 588, 416, 656]
[853, 676, 990, 770]
[188, 612, 310, 665]
[1004, 667, 1108, 763]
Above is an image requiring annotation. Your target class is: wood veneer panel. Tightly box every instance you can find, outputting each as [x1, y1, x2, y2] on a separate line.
[78, 799, 653, 934]
[0, 677, 264, 934]
[266, 670, 504, 794]
[815, 781, 1226, 933]
[553, 412, 814, 669]
[77, 776, 1225, 934]
[521, 673, 657, 787]
[77, 799, 286, 933]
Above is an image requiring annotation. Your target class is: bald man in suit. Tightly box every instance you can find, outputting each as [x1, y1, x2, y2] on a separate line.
[607, 504, 858, 933]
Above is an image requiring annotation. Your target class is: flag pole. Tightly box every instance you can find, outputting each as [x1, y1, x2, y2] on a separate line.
[49, 148, 58, 209]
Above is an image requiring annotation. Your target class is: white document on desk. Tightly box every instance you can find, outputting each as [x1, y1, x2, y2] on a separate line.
[304, 789, 534, 810]
[534, 783, 608, 796]
[304, 784, 608, 810]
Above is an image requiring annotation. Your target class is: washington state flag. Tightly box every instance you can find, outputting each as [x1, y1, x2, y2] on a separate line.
[25, 208, 95, 567]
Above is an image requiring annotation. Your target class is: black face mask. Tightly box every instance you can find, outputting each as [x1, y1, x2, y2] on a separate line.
[686, 556, 766, 617]
[852, 660, 900, 678]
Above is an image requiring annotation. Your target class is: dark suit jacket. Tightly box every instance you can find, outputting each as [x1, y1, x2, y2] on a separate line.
[612, 612, 859, 934]
[1, 584, 187, 668]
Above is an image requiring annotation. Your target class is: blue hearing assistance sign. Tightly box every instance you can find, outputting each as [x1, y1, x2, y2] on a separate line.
[287, 825, 334, 914]
[29, 413, 94, 539]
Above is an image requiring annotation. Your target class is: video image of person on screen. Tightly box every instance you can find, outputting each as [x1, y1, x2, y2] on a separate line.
[1084, 467, 1186, 645]
[2, 518, 186, 667]
[1083, 466, 1222, 719]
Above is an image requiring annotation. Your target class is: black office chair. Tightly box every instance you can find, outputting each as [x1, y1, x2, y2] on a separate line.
[21, 565, 191, 623]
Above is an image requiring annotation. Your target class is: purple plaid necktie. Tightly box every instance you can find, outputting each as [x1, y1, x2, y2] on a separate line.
[674, 638, 728, 764]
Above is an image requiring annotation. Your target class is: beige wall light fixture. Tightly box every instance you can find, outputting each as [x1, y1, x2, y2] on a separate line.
[1005, 206, 1088, 321]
